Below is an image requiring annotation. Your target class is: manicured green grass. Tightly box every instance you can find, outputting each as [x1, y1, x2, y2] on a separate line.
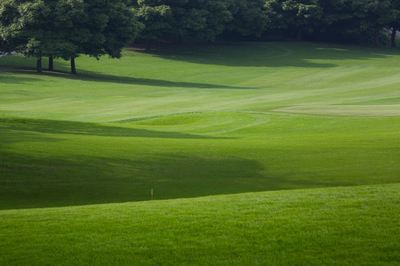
[1, 42, 399, 209]
[1, 42, 400, 264]
[0, 183, 399, 265]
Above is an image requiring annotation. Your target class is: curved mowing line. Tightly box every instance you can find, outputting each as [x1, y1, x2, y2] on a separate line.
[116, 111, 206, 123]
[274, 105, 400, 117]
[115, 111, 272, 134]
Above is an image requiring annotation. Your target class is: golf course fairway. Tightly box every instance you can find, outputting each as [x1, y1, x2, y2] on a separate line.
[0, 42, 399, 264]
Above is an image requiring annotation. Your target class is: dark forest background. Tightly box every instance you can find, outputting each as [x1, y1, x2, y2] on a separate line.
[1, 0, 399, 73]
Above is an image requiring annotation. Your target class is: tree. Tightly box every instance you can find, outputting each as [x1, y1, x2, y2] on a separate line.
[63, 0, 141, 74]
[0, 0, 140, 74]
[0, 0, 69, 72]
[2, 0, 399, 62]
[132, 0, 233, 43]
[22, 0, 59, 72]
[102, 0, 142, 58]
[0, 0, 38, 67]
[315, 0, 392, 45]
[0, 2, 13, 53]
[49, 0, 140, 74]
[359, 0, 392, 46]
[133, 2, 172, 46]
[224, 0, 267, 39]
[0, 0, 21, 53]
[387, 0, 400, 47]
[265, 0, 322, 41]
[9, 0, 57, 72]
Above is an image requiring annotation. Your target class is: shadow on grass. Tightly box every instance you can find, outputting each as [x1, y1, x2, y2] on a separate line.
[69, 70, 254, 89]
[0, 57, 254, 90]
[140, 41, 398, 68]
[0, 151, 268, 209]
[3, 42, 396, 88]
[0, 118, 226, 139]
[0, 149, 360, 210]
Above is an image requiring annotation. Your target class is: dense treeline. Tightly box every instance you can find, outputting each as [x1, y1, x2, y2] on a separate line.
[133, 0, 400, 46]
[132, 0, 267, 43]
[1, 0, 400, 73]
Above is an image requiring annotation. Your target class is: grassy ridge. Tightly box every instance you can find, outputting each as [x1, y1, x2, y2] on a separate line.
[1, 42, 400, 209]
[0, 183, 399, 265]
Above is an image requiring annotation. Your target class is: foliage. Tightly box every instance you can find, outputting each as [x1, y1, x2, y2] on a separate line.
[131, 0, 400, 45]
[0, 0, 140, 73]
[132, 2, 171, 43]
[2, 0, 400, 73]
[224, 0, 267, 39]
[133, 0, 233, 43]
[314, 0, 390, 44]
[265, 0, 322, 40]
[264, 0, 400, 45]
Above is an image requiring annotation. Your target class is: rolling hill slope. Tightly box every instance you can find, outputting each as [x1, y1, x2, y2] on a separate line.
[0, 183, 399, 265]
[1, 42, 400, 210]
[1, 42, 400, 264]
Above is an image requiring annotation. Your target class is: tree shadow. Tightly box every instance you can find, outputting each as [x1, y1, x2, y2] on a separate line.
[0, 118, 226, 139]
[0, 149, 351, 210]
[0, 152, 266, 209]
[0, 57, 255, 90]
[140, 41, 397, 68]
[54, 70, 255, 89]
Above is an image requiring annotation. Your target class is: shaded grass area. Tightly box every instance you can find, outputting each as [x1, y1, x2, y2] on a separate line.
[139, 42, 397, 68]
[0, 183, 399, 265]
[0, 117, 221, 139]
[1, 113, 399, 209]
[0, 150, 266, 209]
[1, 67, 255, 90]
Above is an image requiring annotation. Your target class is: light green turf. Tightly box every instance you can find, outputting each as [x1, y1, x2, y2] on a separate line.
[0, 184, 399, 265]
[1, 42, 400, 209]
[276, 104, 400, 116]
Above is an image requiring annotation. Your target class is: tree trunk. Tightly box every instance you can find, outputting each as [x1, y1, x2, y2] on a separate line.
[36, 56, 42, 73]
[297, 29, 303, 41]
[48, 56, 54, 71]
[391, 27, 397, 48]
[70, 56, 77, 74]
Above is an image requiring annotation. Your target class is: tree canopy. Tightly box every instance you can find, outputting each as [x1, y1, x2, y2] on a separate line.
[1, 0, 400, 74]
[0, 0, 140, 73]
[132, 0, 400, 45]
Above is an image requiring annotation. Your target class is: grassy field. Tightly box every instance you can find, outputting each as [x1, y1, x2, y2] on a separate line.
[1, 42, 400, 264]
[1, 184, 399, 265]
